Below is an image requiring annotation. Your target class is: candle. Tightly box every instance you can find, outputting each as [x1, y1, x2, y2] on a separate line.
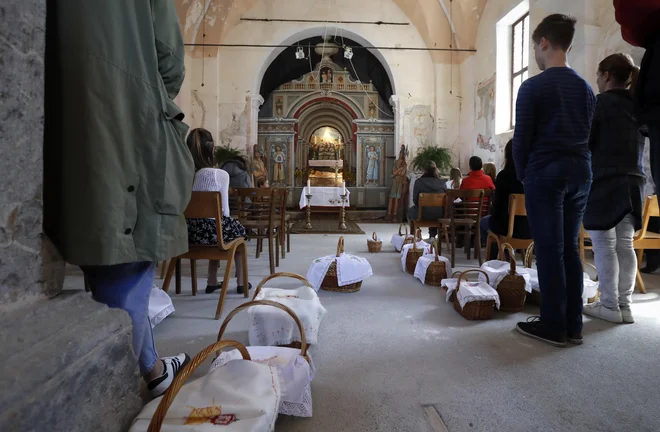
[342, 181, 346, 195]
[307, 180, 311, 195]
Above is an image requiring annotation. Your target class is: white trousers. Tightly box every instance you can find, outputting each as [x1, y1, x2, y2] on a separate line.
[588, 215, 637, 309]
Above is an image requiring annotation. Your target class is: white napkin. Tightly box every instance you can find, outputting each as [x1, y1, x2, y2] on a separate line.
[336, 253, 373, 286]
[414, 253, 452, 285]
[479, 260, 532, 293]
[400, 242, 431, 271]
[305, 255, 336, 291]
[391, 234, 414, 252]
[456, 282, 500, 309]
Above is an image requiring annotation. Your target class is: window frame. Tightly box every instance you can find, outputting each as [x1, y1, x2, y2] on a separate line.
[510, 12, 529, 130]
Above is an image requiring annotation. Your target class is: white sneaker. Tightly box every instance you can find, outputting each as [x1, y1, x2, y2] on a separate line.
[148, 353, 191, 398]
[583, 302, 623, 324]
[620, 307, 635, 324]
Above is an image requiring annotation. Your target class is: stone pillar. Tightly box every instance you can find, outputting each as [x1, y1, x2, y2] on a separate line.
[389, 95, 400, 150]
[247, 94, 264, 154]
[1, 1, 141, 430]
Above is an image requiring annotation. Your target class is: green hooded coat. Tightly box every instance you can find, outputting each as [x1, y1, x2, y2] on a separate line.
[45, 0, 194, 266]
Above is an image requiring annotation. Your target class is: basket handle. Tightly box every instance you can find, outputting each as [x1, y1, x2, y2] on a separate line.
[252, 272, 313, 300]
[147, 340, 251, 432]
[216, 300, 308, 359]
[372, 232, 378, 241]
[412, 229, 422, 251]
[456, 269, 490, 285]
[502, 243, 516, 274]
[336, 236, 345, 257]
[398, 224, 408, 236]
[433, 239, 440, 262]
[524, 242, 535, 268]
[451, 270, 462, 278]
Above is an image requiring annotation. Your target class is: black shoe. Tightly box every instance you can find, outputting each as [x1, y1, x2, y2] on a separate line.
[147, 353, 191, 398]
[516, 317, 567, 347]
[641, 262, 660, 274]
[205, 283, 224, 294]
[567, 332, 584, 345]
[237, 283, 252, 295]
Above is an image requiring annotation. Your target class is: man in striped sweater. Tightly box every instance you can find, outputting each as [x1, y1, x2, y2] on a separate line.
[512, 14, 597, 347]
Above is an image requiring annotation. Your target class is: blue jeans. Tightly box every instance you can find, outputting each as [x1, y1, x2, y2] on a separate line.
[524, 158, 592, 335]
[82, 262, 158, 376]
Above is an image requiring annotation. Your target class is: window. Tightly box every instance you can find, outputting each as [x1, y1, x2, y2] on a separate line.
[510, 13, 530, 129]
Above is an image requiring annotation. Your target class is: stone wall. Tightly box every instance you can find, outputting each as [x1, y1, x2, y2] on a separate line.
[1, 1, 141, 431]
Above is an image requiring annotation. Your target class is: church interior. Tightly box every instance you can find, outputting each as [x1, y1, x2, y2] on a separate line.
[3, 0, 660, 431]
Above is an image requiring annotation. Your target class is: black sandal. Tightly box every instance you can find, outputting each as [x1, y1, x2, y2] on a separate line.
[237, 283, 252, 295]
[205, 283, 223, 294]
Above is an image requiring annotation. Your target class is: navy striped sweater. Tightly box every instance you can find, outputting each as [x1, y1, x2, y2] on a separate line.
[512, 67, 597, 181]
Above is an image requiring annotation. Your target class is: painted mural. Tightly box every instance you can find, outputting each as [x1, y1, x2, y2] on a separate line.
[475, 73, 497, 154]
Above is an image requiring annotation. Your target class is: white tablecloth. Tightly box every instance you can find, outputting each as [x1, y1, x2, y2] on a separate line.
[308, 160, 343, 168]
[299, 187, 351, 209]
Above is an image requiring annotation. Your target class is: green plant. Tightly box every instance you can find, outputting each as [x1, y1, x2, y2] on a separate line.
[411, 146, 452, 174]
[214, 145, 248, 167]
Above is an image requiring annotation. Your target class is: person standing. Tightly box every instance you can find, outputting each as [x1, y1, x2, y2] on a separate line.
[583, 54, 645, 324]
[512, 14, 597, 347]
[45, 0, 194, 397]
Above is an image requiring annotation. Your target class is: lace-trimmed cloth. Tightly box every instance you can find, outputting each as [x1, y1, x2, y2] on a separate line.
[400, 242, 431, 272]
[442, 278, 501, 310]
[479, 260, 532, 293]
[414, 253, 452, 285]
[306, 253, 373, 291]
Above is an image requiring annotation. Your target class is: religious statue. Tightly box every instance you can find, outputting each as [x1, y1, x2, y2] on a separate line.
[368, 101, 377, 118]
[387, 145, 409, 222]
[272, 145, 286, 184]
[320, 67, 333, 84]
[365, 145, 380, 185]
[250, 146, 268, 184]
[275, 98, 283, 118]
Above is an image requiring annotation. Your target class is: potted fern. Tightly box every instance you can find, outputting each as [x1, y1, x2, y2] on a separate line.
[411, 146, 452, 175]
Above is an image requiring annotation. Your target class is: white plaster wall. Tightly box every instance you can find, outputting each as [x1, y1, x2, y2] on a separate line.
[178, 0, 444, 160]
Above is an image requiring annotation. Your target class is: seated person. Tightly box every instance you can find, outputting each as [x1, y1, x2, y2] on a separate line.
[407, 161, 446, 241]
[446, 167, 462, 189]
[186, 128, 251, 294]
[480, 140, 531, 258]
[460, 156, 496, 191]
[221, 156, 253, 189]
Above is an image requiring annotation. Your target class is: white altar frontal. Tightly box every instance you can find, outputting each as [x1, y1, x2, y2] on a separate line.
[299, 187, 351, 209]
[308, 160, 343, 168]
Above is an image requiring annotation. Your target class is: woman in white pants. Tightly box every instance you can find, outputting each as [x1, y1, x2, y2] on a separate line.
[584, 54, 645, 324]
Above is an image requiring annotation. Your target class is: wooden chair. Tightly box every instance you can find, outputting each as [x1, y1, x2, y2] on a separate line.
[486, 194, 533, 260]
[438, 189, 486, 267]
[162, 191, 248, 320]
[235, 188, 284, 275]
[278, 189, 290, 259]
[632, 195, 659, 294]
[412, 193, 449, 246]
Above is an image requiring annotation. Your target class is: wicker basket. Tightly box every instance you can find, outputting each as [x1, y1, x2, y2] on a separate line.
[495, 244, 528, 312]
[321, 237, 362, 293]
[452, 269, 495, 320]
[441, 270, 463, 301]
[425, 240, 448, 286]
[367, 232, 383, 253]
[405, 229, 425, 275]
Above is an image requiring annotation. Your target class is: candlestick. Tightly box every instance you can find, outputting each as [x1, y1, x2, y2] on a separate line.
[342, 181, 346, 195]
[339, 193, 348, 230]
[307, 179, 311, 195]
[305, 193, 313, 229]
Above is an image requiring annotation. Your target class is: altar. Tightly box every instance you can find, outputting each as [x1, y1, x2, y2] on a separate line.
[308, 159, 344, 187]
[299, 187, 351, 209]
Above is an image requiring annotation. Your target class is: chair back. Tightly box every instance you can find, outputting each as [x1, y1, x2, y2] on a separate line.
[505, 194, 526, 237]
[234, 188, 287, 229]
[636, 195, 659, 241]
[417, 193, 446, 221]
[184, 191, 228, 250]
[446, 189, 486, 224]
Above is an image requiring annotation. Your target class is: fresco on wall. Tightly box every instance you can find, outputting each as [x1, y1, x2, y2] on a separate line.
[475, 73, 497, 153]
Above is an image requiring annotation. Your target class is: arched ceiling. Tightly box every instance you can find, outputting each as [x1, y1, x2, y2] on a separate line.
[175, 0, 487, 63]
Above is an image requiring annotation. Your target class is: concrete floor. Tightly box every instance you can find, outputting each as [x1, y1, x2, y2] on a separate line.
[67, 223, 660, 431]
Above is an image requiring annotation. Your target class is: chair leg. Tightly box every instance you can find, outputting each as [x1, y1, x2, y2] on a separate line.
[190, 259, 197, 296]
[475, 231, 482, 266]
[636, 248, 647, 294]
[275, 230, 280, 268]
[280, 226, 286, 259]
[465, 228, 471, 260]
[159, 260, 168, 279]
[242, 242, 249, 299]
[256, 236, 262, 259]
[444, 227, 450, 252]
[287, 223, 291, 253]
[268, 232, 275, 274]
[175, 258, 182, 295]
[215, 252, 235, 320]
[450, 225, 456, 268]
[162, 259, 177, 293]
[485, 235, 493, 261]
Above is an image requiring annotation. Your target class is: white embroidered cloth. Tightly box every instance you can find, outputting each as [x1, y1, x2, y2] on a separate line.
[130, 360, 280, 431]
[526, 269, 599, 303]
[400, 242, 431, 272]
[391, 234, 414, 252]
[305, 253, 373, 291]
[210, 346, 315, 418]
[249, 287, 327, 346]
[442, 278, 501, 309]
[414, 253, 452, 285]
[479, 260, 532, 293]
[299, 187, 351, 209]
[149, 285, 174, 328]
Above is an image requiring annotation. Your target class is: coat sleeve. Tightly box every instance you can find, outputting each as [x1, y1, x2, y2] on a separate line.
[412, 180, 421, 206]
[153, 0, 186, 100]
